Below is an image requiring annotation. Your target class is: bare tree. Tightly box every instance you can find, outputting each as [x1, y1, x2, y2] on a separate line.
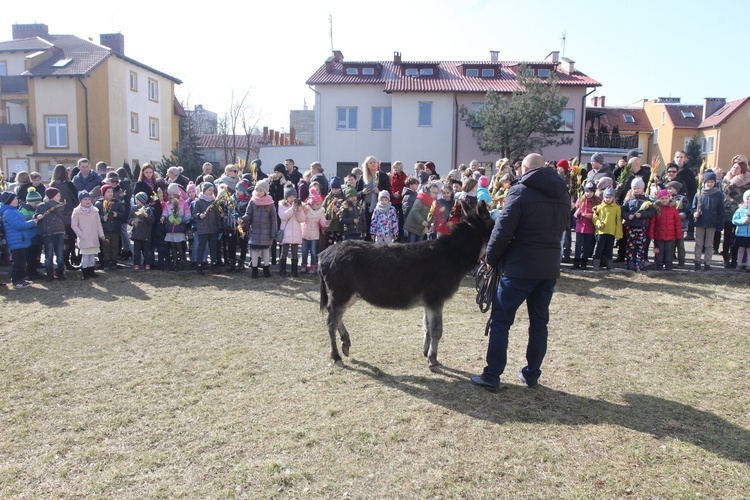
[218, 90, 261, 171]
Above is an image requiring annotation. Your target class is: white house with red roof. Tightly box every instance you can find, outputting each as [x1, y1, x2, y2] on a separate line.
[306, 50, 601, 178]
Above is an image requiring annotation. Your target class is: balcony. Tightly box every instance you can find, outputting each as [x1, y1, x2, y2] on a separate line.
[0, 124, 33, 146]
[584, 131, 639, 150]
[0, 76, 28, 94]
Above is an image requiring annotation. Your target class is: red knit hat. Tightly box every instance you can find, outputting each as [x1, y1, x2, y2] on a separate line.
[557, 159, 570, 171]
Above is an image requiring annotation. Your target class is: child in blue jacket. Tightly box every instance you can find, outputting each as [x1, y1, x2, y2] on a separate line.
[731, 190, 750, 270]
[0, 191, 38, 288]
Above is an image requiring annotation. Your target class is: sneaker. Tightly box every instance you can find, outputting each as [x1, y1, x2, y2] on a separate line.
[14, 281, 31, 289]
[300, 264, 308, 273]
[704, 264, 711, 271]
[516, 370, 537, 388]
[133, 265, 140, 272]
[144, 265, 151, 271]
[469, 375, 500, 390]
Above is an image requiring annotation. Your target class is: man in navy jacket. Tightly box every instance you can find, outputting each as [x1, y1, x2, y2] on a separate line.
[471, 153, 570, 389]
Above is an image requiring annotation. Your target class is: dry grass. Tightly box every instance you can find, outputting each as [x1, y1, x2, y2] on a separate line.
[1, 269, 749, 497]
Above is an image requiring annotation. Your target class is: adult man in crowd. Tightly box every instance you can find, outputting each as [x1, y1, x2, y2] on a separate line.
[196, 162, 213, 184]
[471, 153, 569, 390]
[285, 158, 302, 186]
[674, 150, 697, 240]
[72, 158, 103, 197]
[587, 152, 615, 185]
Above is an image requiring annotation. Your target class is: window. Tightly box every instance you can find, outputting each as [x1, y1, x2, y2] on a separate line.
[420, 68, 433, 76]
[148, 78, 159, 102]
[130, 112, 139, 133]
[346, 67, 358, 75]
[653, 128, 659, 145]
[418, 102, 432, 127]
[466, 68, 479, 77]
[471, 102, 484, 128]
[0, 61, 8, 76]
[701, 136, 715, 153]
[362, 67, 375, 75]
[681, 110, 695, 118]
[684, 137, 693, 151]
[45, 116, 68, 148]
[623, 114, 635, 123]
[337, 107, 357, 130]
[661, 111, 665, 125]
[405, 68, 418, 76]
[130, 71, 138, 91]
[371, 107, 392, 131]
[537, 68, 551, 78]
[149, 117, 159, 140]
[481, 68, 495, 77]
[558, 109, 575, 132]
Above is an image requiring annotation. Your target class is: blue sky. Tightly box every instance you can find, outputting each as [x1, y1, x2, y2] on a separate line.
[4, 0, 748, 131]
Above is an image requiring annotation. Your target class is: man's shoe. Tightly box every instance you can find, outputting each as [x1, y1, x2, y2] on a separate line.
[470, 375, 500, 390]
[14, 281, 31, 289]
[516, 370, 538, 388]
[704, 263, 711, 271]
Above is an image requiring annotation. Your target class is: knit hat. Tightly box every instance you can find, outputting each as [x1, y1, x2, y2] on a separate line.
[78, 190, 92, 201]
[106, 171, 120, 181]
[255, 179, 270, 195]
[251, 159, 262, 169]
[45, 187, 60, 200]
[307, 187, 323, 205]
[25, 187, 43, 203]
[236, 180, 250, 197]
[100, 184, 115, 197]
[631, 177, 645, 189]
[273, 163, 286, 174]
[419, 170, 430, 184]
[591, 152, 605, 164]
[135, 192, 149, 204]
[167, 183, 182, 196]
[603, 187, 616, 198]
[583, 181, 596, 192]
[283, 182, 297, 200]
[378, 190, 390, 201]
[657, 189, 670, 199]
[202, 182, 214, 194]
[472, 171, 482, 181]
[330, 176, 342, 189]
[478, 176, 489, 188]
[627, 149, 640, 159]
[666, 181, 682, 192]
[167, 166, 183, 177]
[242, 173, 254, 183]
[0, 191, 16, 205]
[344, 186, 357, 198]
[557, 159, 570, 171]
[186, 182, 197, 193]
[703, 171, 717, 183]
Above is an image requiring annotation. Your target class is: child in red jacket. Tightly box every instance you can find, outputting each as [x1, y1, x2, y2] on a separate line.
[647, 189, 683, 271]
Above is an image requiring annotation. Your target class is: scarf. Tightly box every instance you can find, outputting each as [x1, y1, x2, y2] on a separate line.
[219, 175, 239, 192]
[375, 201, 391, 214]
[701, 186, 719, 197]
[199, 193, 215, 203]
[252, 193, 274, 206]
[79, 204, 94, 214]
[143, 178, 155, 191]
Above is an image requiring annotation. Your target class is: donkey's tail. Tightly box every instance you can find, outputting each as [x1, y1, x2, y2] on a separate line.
[319, 276, 329, 313]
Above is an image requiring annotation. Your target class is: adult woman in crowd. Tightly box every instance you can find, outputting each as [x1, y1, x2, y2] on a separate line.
[48, 164, 79, 270]
[721, 156, 750, 268]
[356, 156, 390, 241]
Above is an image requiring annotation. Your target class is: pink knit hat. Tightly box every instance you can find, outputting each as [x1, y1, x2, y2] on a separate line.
[657, 189, 670, 199]
[306, 187, 323, 205]
[478, 176, 490, 188]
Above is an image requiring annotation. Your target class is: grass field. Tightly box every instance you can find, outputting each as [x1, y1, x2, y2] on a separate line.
[1, 268, 748, 497]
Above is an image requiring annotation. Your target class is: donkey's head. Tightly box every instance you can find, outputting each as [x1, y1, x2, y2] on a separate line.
[460, 200, 495, 243]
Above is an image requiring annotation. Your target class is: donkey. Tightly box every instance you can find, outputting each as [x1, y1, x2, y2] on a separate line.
[318, 201, 495, 368]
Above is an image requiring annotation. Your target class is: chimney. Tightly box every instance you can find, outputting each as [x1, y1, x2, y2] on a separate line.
[12, 23, 49, 40]
[394, 51, 402, 64]
[703, 97, 726, 121]
[599, 96, 606, 107]
[545, 51, 559, 63]
[490, 50, 499, 63]
[262, 126, 268, 143]
[591, 96, 599, 107]
[100, 33, 125, 54]
[289, 127, 296, 145]
[560, 57, 575, 74]
[332, 50, 344, 62]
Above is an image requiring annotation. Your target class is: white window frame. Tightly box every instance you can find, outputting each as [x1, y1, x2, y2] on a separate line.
[130, 112, 139, 133]
[418, 101, 432, 127]
[45, 116, 68, 148]
[481, 68, 495, 77]
[148, 78, 159, 102]
[701, 135, 715, 153]
[661, 111, 666, 125]
[337, 107, 357, 130]
[371, 106, 392, 131]
[0, 61, 7, 76]
[346, 67, 358, 75]
[129, 71, 138, 92]
[466, 68, 479, 77]
[149, 117, 159, 140]
[362, 67, 375, 75]
[653, 128, 659, 145]
[558, 109, 575, 132]
[623, 114, 635, 123]
[537, 68, 550, 78]
[681, 110, 695, 118]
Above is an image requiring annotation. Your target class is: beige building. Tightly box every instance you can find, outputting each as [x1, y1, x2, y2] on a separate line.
[0, 23, 182, 180]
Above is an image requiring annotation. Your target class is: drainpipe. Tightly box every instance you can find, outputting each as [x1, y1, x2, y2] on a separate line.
[579, 88, 596, 162]
[453, 95, 459, 169]
[77, 77, 90, 159]
[308, 85, 321, 164]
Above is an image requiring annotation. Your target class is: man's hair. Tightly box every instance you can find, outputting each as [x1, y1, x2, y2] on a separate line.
[78, 158, 89, 166]
[675, 150, 687, 156]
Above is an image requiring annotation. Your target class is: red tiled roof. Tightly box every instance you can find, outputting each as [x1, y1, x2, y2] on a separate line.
[198, 134, 262, 149]
[664, 104, 703, 128]
[699, 97, 750, 128]
[585, 107, 652, 133]
[307, 59, 600, 93]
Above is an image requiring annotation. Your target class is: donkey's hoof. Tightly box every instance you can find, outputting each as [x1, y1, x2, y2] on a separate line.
[428, 358, 440, 369]
[342, 345, 350, 357]
[334, 360, 345, 368]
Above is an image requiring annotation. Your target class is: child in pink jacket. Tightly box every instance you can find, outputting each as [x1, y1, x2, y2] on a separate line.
[301, 188, 328, 274]
[277, 182, 306, 277]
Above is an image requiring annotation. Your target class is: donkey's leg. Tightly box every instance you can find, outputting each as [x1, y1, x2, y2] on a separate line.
[338, 321, 351, 357]
[327, 305, 347, 367]
[422, 309, 431, 358]
[425, 304, 444, 367]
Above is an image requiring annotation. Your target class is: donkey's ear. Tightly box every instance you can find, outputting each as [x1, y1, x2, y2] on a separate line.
[476, 200, 489, 218]
[459, 199, 471, 217]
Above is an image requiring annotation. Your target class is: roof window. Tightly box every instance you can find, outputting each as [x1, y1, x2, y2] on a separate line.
[346, 67, 358, 75]
[52, 58, 73, 68]
[681, 110, 695, 118]
[624, 114, 635, 123]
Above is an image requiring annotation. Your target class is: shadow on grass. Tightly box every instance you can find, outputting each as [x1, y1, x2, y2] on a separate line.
[347, 359, 750, 465]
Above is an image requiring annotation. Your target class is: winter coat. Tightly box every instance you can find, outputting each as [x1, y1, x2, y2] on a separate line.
[116, 176, 133, 218]
[0, 203, 36, 250]
[369, 204, 399, 240]
[621, 194, 655, 229]
[19, 202, 41, 241]
[269, 176, 286, 203]
[434, 198, 459, 235]
[311, 172, 329, 196]
[340, 201, 361, 237]
[574, 195, 599, 234]
[722, 173, 750, 223]
[677, 166, 698, 201]
[593, 201, 623, 239]
[302, 205, 328, 241]
[485, 166, 570, 280]
[356, 172, 391, 211]
[403, 193, 434, 236]
[242, 198, 277, 247]
[162, 199, 191, 234]
[129, 205, 154, 242]
[95, 198, 125, 233]
[648, 204, 683, 242]
[17, 182, 45, 203]
[476, 186, 492, 205]
[193, 197, 223, 235]
[390, 171, 407, 206]
[323, 192, 345, 233]
[732, 204, 750, 238]
[401, 187, 418, 220]
[49, 180, 78, 223]
[587, 165, 615, 185]
[278, 201, 306, 245]
[35, 200, 67, 236]
[73, 171, 103, 193]
[693, 187, 724, 229]
[672, 194, 691, 232]
[71, 205, 105, 250]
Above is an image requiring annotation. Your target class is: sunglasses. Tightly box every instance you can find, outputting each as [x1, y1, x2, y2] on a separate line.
[667, 170, 677, 173]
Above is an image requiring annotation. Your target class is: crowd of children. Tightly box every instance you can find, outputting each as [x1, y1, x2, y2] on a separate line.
[1, 153, 749, 290]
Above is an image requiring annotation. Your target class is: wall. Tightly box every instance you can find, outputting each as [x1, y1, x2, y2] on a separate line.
[390, 92, 454, 172]
[32, 78, 79, 155]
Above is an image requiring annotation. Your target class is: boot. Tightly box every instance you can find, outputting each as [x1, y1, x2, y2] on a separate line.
[562, 250, 571, 264]
[81, 267, 90, 280]
[279, 260, 288, 278]
[99, 260, 107, 270]
[251, 266, 259, 278]
[109, 260, 118, 270]
[227, 259, 236, 272]
[89, 267, 99, 278]
[56, 269, 67, 281]
[309, 264, 317, 275]
[580, 259, 588, 271]
[263, 265, 271, 278]
[694, 262, 701, 271]
[119, 250, 133, 261]
[572, 259, 580, 270]
[197, 264, 205, 275]
[46, 270, 54, 282]
[591, 259, 601, 271]
[604, 259, 611, 271]
[291, 259, 299, 277]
